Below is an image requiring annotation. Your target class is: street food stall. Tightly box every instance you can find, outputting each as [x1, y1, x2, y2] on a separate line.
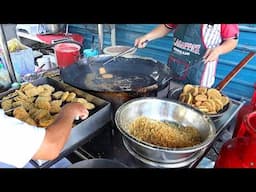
[0, 24, 252, 168]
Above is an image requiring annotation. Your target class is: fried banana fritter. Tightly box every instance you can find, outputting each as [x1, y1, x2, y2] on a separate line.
[24, 117, 37, 126]
[35, 97, 51, 110]
[13, 107, 29, 121]
[84, 102, 95, 110]
[50, 100, 62, 114]
[33, 109, 49, 121]
[52, 91, 64, 99]
[38, 114, 55, 127]
[61, 91, 69, 101]
[72, 98, 88, 104]
[1, 99, 13, 111]
[66, 92, 76, 102]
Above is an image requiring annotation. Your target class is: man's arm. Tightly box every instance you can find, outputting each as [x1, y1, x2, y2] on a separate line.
[32, 102, 89, 160]
[204, 24, 239, 63]
[134, 24, 173, 48]
[203, 38, 238, 63]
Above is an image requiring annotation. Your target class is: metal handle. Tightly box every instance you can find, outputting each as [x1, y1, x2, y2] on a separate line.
[215, 52, 255, 91]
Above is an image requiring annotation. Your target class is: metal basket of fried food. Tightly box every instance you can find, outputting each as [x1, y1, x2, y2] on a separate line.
[0, 81, 96, 128]
[168, 84, 231, 120]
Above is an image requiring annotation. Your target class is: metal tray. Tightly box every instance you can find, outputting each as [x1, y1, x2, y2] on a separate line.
[0, 77, 112, 168]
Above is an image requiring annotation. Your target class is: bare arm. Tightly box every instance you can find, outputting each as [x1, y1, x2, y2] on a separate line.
[134, 24, 172, 48]
[32, 102, 89, 160]
[203, 38, 238, 63]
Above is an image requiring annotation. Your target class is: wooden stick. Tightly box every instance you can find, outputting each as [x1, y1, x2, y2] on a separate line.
[216, 52, 256, 91]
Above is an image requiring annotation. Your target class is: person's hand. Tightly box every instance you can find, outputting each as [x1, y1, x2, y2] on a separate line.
[60, 102, 89, 120]
[203, 47, 222, 63]
[134, 36, 149, 48]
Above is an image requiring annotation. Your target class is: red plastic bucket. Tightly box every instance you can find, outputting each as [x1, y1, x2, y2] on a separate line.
[55, 43, 81, 68]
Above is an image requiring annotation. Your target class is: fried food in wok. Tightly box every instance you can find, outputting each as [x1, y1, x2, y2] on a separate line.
[129, 116, 201, 148]
[179, 84, 230, 114]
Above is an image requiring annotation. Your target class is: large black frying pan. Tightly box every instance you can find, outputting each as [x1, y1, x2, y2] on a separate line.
[168, 52, 255, 119]
[60, 55, 174, 93]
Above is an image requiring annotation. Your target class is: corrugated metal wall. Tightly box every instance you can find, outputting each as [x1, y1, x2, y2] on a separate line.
[69, 24, 256, 101]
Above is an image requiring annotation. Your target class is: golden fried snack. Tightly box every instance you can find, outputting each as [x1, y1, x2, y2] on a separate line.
[38, 114, 55, 128]
[183, 84, 194, 94]
[198, 87, 207, 95]
[24, 87, 40, 97]
[102, 73, 113, 79]
[13, 106, 29, 121]
[179, 84, 230, 115]
[38, 90, 52, 97]
[24, 117, 37, 126]
[29, 107, 40, 119]
[20, 83, 34, 92]
[72, 98, 88, 104]
[38, 96, 52, 102]
[50, 100, 62, 114]
[33, 109, 49, 121]
[25, 103, 35, 112]
[1, 99, 13, 111]
[40, 84, 55, 93]
[207, 88, 222, 99]
[35, 97, 51, 110]
[12, 100, 24, 108]
[61, 91, 70, 102]
[195, 94, 208, 102]
[84, 102, 95, 110]
[52, 91, 64, 99]
[14, 90, 28, 101]
[221, 96, 229, 106]
[99, 67, 106, 75]
[66, 92, 76, 102]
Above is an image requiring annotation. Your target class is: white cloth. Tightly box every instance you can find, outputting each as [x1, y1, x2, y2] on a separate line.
[0, 158, 72, 168]
[0, 109, 46, 168]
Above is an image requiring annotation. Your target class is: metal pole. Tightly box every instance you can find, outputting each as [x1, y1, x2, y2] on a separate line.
[0, 24, 17, 83]
[110, 24, 116, 46]
[98, 24, 104, 54]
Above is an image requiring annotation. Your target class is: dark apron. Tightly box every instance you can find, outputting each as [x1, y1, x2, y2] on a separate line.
[168, 24, 206, 85]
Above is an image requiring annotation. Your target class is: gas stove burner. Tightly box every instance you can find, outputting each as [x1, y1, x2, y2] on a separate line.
[122, 138, 205, 168]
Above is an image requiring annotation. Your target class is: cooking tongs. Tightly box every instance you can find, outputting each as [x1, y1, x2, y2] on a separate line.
[101, 40, 149, 66]
[102, 46, 138, 66]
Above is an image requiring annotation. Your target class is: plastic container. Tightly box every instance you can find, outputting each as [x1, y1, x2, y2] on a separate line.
[83, 48, 98, 58]
[9, 47, 35, 76]
[54, 43, 81, 68]
[233, 83, 256, 138]
[215, 111, 256, 168]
